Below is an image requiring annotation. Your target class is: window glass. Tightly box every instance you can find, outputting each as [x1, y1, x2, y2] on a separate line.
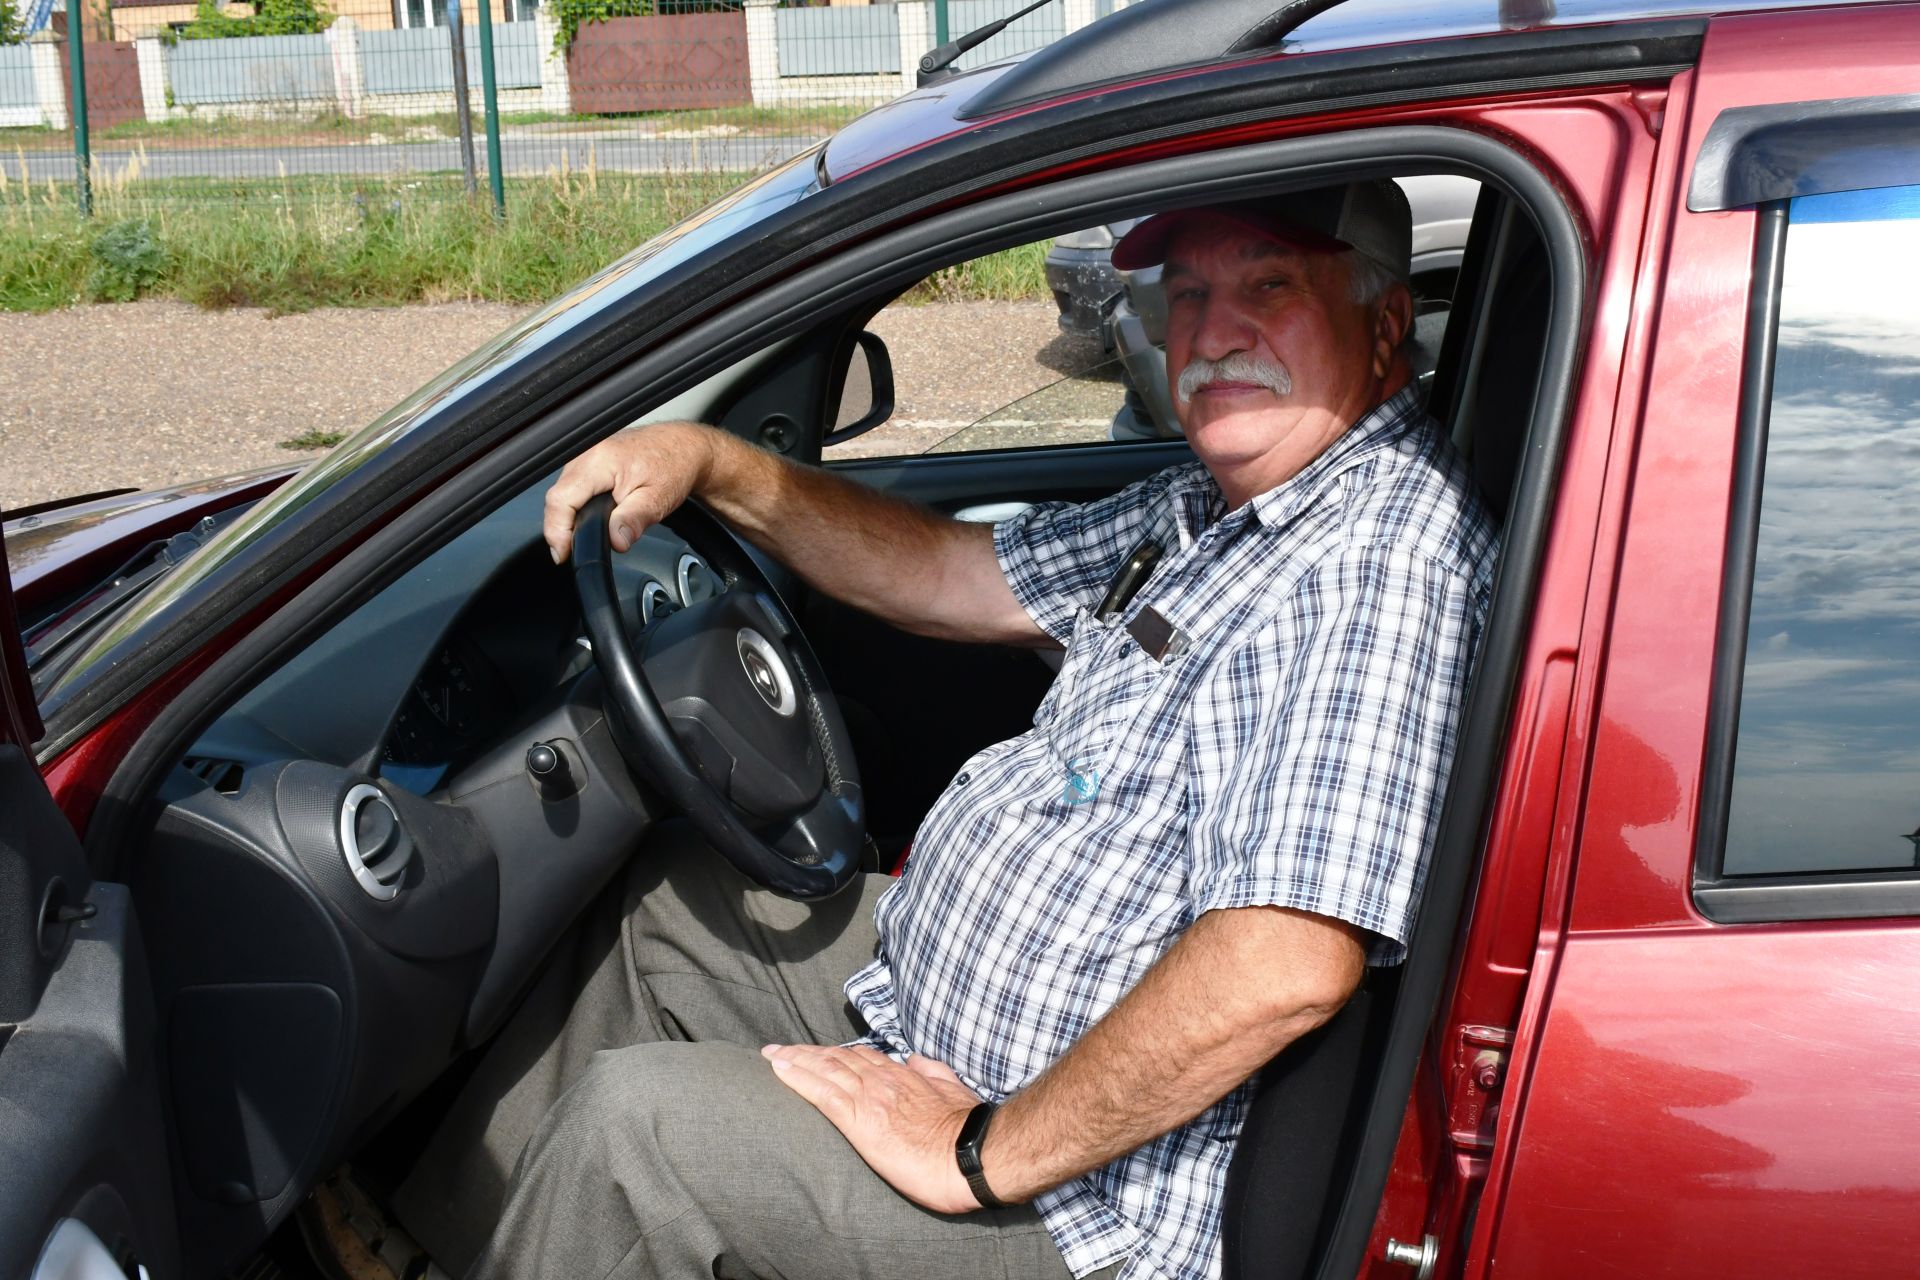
[1724, 184, 1920, 877]
[823, 173, 1477, 462]
[921, 359, 1128, 456]
[821, 231, 1126, 462]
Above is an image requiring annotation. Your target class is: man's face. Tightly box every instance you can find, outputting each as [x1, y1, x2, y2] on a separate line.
[1161, 218, 1410, 506]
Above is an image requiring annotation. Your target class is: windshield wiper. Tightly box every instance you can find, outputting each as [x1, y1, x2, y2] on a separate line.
[25, 514, 230, 688]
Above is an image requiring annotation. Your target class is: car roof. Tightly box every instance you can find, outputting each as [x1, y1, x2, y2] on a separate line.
[825, 0, 1882, 176]
[1278, 0, 1865, 54]
[983, 0, 1884, 113]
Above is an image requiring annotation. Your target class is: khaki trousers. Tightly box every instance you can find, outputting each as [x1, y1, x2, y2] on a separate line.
[394, 824, 1115, 1280]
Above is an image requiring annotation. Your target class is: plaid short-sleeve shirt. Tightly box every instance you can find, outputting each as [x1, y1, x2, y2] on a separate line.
[844, 386, 1498, 1280]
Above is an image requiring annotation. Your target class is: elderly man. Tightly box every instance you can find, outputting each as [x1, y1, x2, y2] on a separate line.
[394, 179, 1497, 1280]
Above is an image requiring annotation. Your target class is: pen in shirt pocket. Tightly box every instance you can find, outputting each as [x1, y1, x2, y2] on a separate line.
[1095, 537, 1190, 661]
[1095, 538, 1162, 621]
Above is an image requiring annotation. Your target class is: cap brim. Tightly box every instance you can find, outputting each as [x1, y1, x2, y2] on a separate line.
[1110, 208, 1350, 271]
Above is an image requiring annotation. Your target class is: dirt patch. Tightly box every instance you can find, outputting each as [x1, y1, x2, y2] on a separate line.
[0, 301, 533, 509]
[0, 297, 1109, 511]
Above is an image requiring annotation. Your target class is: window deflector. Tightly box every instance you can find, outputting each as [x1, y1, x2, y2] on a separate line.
[0, 553, 42, 749]
[1688, 92, 1920, 213]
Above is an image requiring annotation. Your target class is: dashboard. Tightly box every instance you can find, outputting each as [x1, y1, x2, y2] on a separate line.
[143, 480, 736, 1274]
[378, 546, 722, 791]
[188, 484, 724, 793]
[383, 635, 523, 789]
[380, 540, 726, 793]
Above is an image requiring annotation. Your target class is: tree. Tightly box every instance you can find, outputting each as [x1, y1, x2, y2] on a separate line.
[178, 0, 332, 39]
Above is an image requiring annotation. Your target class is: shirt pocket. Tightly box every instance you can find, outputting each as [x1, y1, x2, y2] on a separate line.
[1032, 607, 1170, 790]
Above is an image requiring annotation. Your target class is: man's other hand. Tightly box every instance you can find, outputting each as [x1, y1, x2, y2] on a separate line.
[762, 1043, 992, 1215]
[543, 422, 719, 565]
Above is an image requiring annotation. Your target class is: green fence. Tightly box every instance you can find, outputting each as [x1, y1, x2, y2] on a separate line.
[0, 0, 1120, 311]
[0, 0, 1112, 211]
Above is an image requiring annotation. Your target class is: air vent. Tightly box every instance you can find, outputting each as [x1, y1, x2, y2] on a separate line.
[638, 578, 675, 628]
[183, 756, 245, 794]
[677, 552, 718, 604]
[338, 784, 415, 901]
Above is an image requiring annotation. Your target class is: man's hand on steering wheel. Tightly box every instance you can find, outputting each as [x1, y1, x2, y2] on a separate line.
[554, 422, 867, 900]
[544, 422, 720, 564]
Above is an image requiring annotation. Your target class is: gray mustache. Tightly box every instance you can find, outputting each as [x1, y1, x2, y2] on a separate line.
[1176, 352, 1293, 403]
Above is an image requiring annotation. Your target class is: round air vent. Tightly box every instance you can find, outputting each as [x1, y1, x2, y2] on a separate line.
[638, 578, 674, 627]
[338, 784, 414, 901]
[677, 552, 719, 605]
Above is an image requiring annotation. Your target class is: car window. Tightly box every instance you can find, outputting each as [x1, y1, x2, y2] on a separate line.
[923, 357, 1131, 455]
[1722, 184, 1920, 877]
[822, 230, 1122, 462]
[823, 176, 1477, 463]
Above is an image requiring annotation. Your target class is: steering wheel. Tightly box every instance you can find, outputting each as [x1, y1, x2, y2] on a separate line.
[572, 492, 865, 899]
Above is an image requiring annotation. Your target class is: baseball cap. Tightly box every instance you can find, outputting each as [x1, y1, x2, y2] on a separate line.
[1110, 179, 1412, 281]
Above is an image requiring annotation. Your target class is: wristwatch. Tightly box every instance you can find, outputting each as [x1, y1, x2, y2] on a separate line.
[955, 1102, 1010, 1210]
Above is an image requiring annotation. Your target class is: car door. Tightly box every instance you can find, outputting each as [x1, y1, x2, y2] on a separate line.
[1469, 7, 1920, 1276]
[0, 553, 178, 1279]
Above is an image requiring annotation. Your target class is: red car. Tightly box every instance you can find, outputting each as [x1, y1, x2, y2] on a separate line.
[4, 0, 1918, 1276]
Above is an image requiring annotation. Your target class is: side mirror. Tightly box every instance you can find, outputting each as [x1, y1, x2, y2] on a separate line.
[823, 331, 896, 448]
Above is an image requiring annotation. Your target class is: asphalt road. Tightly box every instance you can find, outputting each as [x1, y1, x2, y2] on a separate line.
[4, 132, 823, 182]
[0, 298, 1108, 511]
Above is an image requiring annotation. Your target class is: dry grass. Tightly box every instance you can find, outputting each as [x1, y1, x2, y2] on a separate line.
[0, 151, 1053, 313]
[0, 155, 743, 311]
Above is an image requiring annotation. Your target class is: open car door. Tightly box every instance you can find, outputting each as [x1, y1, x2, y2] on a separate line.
[0, 553, 177, 1279]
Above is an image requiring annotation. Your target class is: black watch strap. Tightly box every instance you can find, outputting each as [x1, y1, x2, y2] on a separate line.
[955, 1102, 1009, 1210]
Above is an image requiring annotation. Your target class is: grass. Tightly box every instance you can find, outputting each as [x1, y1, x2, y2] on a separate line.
[0, 149, 1052, 313]
[0, 111, 439, 152]
[903, 239, 1052, 305]
[624, 104, 870, 135]
[280, 429, 348, 449]
[0, 162, 751, 312]
[0, 103, 867, 152]
[488, 104, 868, 134]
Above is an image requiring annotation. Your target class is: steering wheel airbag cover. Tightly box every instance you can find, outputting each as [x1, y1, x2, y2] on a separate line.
[573, 493, 862, 898]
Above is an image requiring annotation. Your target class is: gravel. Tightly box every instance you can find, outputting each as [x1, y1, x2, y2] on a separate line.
[0, 301, 534, 510]
[0, 297, 1113, 511]
[849, 301, 1118, 459]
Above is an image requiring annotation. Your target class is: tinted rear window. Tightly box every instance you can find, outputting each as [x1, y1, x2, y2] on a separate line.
[1724, 185, 1920, 877]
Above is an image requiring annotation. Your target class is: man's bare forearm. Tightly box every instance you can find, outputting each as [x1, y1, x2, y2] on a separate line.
[544, 422, 1046, 646]
[978, 905, 1366, 1202]
[693, 428, 1039, 645]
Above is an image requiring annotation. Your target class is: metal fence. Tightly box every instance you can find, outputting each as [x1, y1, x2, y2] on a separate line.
[0, 45, 39, 125]
[168, 32, 336, 104]
[362, 23, 542, 96]
[0, 0, 1118, 217]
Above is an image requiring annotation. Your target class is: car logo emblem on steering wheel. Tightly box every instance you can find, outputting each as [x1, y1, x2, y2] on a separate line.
[736, 628, 798, 717]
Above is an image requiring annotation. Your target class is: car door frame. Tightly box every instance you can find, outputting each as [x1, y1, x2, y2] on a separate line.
[0, 554, 179, 1280]
[76, 122, 1591, 1280]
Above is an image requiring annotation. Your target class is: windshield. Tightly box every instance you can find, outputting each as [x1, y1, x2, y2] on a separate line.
[35, 149, 826, 719]
[23, 512, 242, 697]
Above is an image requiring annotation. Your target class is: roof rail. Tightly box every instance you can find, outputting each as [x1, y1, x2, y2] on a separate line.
[955, 0, 1351, 120]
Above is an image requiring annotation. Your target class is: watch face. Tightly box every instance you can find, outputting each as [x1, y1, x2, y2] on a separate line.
[957, 1102, 994, 1165]
[956, 1103, 1006, 1209]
